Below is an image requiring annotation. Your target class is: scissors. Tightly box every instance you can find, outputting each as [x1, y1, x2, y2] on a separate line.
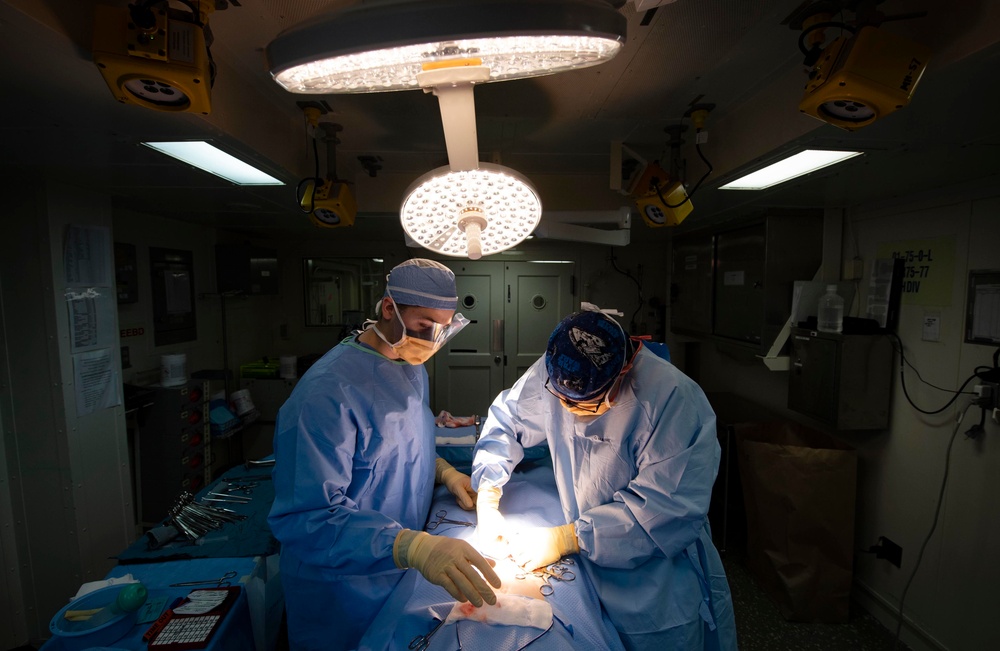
[515, 560, 575, 596]
[536, 565, 576, 596]
[426, 509, 474, 530]
[169, 570, 237, 587]
[409, 619, 445, 650]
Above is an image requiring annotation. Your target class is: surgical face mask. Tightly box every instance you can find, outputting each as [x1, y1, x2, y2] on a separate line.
[371, 296, 469, 364]
[563, 396, 613, 417]
[546, 375, 618, 416]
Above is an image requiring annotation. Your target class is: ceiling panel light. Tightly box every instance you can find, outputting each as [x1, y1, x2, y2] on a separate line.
[142, 141, 283, 186]
[719, 149, 863, 190]
[400, 164, 542, 260]
[266, 0, 626, 93]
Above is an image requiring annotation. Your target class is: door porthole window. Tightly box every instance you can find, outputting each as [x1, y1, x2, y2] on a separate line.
[462, 294, 477, 310]
[531, 294, 546, 310]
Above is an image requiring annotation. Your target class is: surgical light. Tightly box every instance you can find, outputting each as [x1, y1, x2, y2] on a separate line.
[141, 142, 284, 186]
[718, 149, 863, 190]
[266, 0, 626, 94]
[400, 164, 542, 260]
[266, 0, 626, 258]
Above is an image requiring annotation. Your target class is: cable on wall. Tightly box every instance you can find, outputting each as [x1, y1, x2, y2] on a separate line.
[608, 247, 644, 333]
[887, 332, 983, 415]
[893, 401, 973, 649]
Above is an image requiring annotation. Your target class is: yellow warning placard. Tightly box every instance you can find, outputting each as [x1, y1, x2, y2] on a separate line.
[876, 236, 955, 306]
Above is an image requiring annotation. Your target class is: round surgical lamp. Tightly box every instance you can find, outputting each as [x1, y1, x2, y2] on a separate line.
[266, 0, 626, 93]
[401, 164, 542, 260]
[266, 0, 625, 258]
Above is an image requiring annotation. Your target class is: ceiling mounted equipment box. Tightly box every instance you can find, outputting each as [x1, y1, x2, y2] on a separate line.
[798, 26, 930, 131]
[92, 3, 212, 114]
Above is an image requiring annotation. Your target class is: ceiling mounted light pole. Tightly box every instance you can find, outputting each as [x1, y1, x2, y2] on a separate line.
[266, 0, 626, 258]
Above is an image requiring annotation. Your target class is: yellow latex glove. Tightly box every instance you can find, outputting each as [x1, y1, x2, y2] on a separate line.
[394, 529, 502, 606]
[476, 486, 507, 557]
[436, 458, 476, 511]
[510, 524, 579, 571]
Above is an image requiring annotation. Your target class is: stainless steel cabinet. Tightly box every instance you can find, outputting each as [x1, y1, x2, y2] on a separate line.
[670, 233, 714, 336]
[670, 212, 823, 355]
[788, 328, 894, 429]
[714, 223, 767, 345]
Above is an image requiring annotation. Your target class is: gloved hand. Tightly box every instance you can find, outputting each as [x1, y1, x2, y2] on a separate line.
[509, 524, 579, 571]
[476, 485, 507, 557]
[394, 529, 502, 606]
[435, 410, 477, 428]
[436, 458, 476, 511]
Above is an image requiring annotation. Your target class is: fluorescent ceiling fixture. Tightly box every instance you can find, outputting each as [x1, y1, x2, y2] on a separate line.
[266, 0, 626, 94]
[141, 141, 283, 186]
[719, 149, 864, 190]
[401, 164, 542, 260]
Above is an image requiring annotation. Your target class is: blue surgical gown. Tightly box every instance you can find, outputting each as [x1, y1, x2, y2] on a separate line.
[268, 336, 436, 651]
[472, 347, 738, 651]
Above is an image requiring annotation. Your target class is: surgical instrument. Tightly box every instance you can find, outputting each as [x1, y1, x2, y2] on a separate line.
[170, 570, 238, 588]
[425, 509, 474, 530]
[537, 566, 575, 597]
[409, 618, 445, 651]
[516, 560, 575, 597]
[221, 480, 259, 495]
[206, 491, 251, 503]
[168, 492, 248, 541]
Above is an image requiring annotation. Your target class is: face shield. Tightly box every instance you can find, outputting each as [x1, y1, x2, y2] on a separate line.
[373, 291, 469, 364]
[400, 313, 470, 347]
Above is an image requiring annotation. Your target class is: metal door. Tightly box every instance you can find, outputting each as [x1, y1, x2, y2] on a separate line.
[503, 262, 575, 385]
[433, 262, 505, 417]
[433, 261, 574, 416]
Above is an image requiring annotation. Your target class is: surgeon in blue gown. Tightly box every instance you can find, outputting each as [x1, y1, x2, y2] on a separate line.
[472, 310, 738, 650]
[269, 259, 501, 651]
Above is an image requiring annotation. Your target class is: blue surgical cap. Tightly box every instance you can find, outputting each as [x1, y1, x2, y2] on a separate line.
[545, 311, 627, 402]
[384, 259, 457, 310]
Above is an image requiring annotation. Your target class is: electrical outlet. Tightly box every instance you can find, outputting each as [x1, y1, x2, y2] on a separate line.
[876, 536, 902, 568]
[974, 382, 999, 410]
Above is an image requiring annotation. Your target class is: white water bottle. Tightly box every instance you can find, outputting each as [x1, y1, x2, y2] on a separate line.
[817, 284, 844, 333]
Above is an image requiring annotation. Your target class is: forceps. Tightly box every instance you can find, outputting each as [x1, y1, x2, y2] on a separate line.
[169, 570, 237, 587]
[426, 509, 474, 530]
[409, 619, 444, 650]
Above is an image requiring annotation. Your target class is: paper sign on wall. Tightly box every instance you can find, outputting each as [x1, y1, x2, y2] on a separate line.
[875, 236, 955, 306]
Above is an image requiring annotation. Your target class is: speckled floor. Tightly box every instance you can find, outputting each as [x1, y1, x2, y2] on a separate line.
[724, 556, 910, 651]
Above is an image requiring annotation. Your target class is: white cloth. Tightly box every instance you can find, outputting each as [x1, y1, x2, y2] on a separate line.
[435, 434, 477, 446]
[445, 593, 552, 630]
[71, 575, 138, 600]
